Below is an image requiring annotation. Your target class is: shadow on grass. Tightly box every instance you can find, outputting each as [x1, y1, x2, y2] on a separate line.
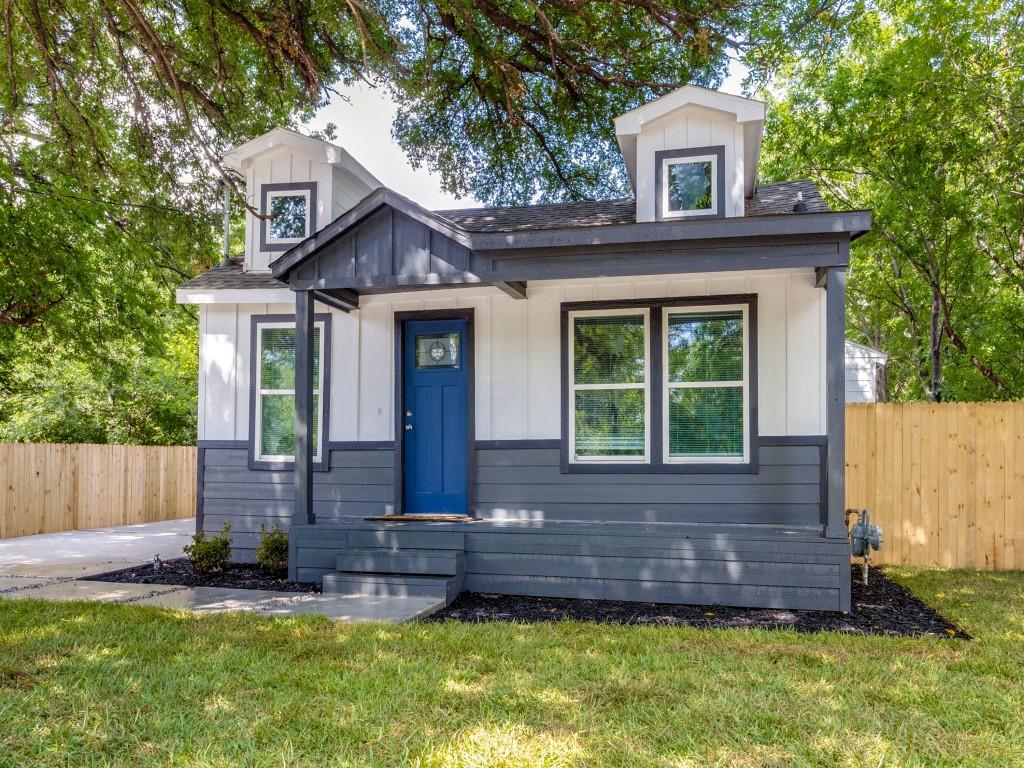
[0, 569, 1021, 767]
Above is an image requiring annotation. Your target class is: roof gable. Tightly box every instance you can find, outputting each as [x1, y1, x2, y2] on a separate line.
[614, 85, 766, 135]
[614, 85, 766, 198]
[270, 188, 476, 289]
[222, 128, 381, 192]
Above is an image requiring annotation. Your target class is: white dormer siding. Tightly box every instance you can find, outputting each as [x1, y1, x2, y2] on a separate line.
[615, 86, 766, 223]
[223, 128, 381, 273]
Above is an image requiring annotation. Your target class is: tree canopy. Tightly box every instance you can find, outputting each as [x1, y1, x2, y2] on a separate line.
[2, 0, 1018, 445]
[761, 0, 1024, 401]
[0, 0, 836, 442]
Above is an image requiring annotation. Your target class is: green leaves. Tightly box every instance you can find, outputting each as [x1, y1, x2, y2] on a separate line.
[760, 0, 1024, 401]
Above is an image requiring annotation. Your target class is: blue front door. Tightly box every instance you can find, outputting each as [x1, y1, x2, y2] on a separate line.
[402, 318, 469, 514]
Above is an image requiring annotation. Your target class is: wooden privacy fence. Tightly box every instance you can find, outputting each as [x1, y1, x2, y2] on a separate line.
[0, 443, 196, 539]
[3, 411, 1023, 569]
[846, 402, 1024, 570]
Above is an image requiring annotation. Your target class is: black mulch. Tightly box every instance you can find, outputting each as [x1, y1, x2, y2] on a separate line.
[85, 558, 321, 593]
[424, 569, 970, 638]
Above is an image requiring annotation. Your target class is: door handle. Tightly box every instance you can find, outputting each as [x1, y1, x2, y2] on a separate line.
[405, 424, 413, 431]
[406, 411, 413, 417]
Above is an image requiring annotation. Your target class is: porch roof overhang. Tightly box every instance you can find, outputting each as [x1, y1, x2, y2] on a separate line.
[269, 186, 871, 299]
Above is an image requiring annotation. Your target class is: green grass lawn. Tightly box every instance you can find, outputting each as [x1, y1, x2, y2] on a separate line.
[1, 569, 1022, 767]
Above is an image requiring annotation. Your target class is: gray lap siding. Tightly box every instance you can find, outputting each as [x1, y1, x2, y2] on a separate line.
[473, 439, 824, 526]
[197, 437, 841, 610]
[198, 442, 395, 562]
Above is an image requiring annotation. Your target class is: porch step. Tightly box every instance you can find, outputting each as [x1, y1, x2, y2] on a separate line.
[348, 529, 465, 550]
[322, 572, 461, 602]
[337, 548, 464, 576]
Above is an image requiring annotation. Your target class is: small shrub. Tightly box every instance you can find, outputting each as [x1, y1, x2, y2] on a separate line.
[183, 523, 231, 574]
[255, 525, 289, 576]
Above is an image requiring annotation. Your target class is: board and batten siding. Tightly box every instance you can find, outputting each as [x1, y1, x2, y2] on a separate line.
[635, 105, 745, 221]
[197, 269, 827, 444]
[244, 146, 336, 273]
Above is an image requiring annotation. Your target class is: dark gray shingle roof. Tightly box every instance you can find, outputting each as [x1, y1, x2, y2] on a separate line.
[745, 179, 829, 216]
[435, 180, 829, 232]
[436, 198, 637, 233]
[179, 180, 831, 291]
[178, 257, 284, 290]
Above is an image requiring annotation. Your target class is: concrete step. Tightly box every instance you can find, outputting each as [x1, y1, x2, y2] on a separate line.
[337, 548, 464, 576]
[322, 572, 461, 602]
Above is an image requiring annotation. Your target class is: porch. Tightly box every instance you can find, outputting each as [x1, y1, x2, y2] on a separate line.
[249, 191, 866, 612]
[291, 517, 851, 611]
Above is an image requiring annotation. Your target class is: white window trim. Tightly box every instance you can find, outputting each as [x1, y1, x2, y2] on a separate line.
[568, 308, 650, 464]
[254, 319, 325, 463]
[265, 189, 312, 245]
[662, 303, 749, 464]
[660, 154, 719, 219]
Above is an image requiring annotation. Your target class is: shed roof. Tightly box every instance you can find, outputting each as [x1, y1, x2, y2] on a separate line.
[435, 180, 826, 233]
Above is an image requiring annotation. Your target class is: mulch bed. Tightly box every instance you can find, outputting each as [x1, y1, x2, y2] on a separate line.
[424, 569, 970, 638]
[85, 558, 321, 593]
[88, 560, 966, 638]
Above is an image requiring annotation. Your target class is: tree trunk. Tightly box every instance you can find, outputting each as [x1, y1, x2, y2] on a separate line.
[929, 288, 942, 402]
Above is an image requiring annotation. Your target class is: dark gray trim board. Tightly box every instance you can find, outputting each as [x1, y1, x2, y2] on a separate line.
[294, 292, 315, 529]
[654, 146, 726, 221]
[392, 308, 476, 517]
[560, 293, 758, 474]
[328, 441, 395, 451]
[476, 440, 561, 450]
[470, 212, 870, 252]
[825, 267, 847, 538]
[197, 439, 247, 449]
[195, 446, 205, 534]
[247, 312, 333, 472]
[260, 181, 318, 253]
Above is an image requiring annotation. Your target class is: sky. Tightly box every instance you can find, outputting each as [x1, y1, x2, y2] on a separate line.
[304, 63, 749, 211]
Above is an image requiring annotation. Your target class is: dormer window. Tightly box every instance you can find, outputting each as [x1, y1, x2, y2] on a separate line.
[260, 182, 317, 251]
[655, 147, 725, 220]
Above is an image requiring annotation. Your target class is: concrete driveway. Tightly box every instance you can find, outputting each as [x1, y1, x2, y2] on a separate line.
[0, 519, 441, 622]
[0, 518, 194, 577]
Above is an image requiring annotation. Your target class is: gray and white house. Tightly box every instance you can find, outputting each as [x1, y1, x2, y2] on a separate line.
[177, 86, 870, 612]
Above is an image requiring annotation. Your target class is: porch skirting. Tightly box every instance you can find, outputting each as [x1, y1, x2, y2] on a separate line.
[196, 436, 850, 612]
[291, 519, 850, 611]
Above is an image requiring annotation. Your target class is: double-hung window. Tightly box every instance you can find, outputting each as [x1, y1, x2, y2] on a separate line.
[569, 309, 650, 462]
[664, 306, 748, 463]
[565, 298, 752, 469]
[254, 319, 326, 464]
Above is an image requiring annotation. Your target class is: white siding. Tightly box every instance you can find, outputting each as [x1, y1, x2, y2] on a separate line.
[845, 341, 887, 403]
[197, 268, 829, 442]
[635, 105, 745, 222]
[244, 146, 334, 273]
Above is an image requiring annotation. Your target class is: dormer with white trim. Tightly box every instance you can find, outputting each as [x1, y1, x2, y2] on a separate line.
[614, 86, 766, 223]
[223, 128, 382, 272]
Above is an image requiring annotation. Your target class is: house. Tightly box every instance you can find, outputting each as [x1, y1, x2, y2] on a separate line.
[845, 339, 888, 403]
[177, 86, 870, 612]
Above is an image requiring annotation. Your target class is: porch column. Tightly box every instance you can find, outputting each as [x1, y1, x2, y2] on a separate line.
[294, 289, 315, 527]
[824, 266, 847, 540]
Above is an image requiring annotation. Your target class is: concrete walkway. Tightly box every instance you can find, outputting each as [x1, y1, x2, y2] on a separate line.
[0, 520, 441, 622]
